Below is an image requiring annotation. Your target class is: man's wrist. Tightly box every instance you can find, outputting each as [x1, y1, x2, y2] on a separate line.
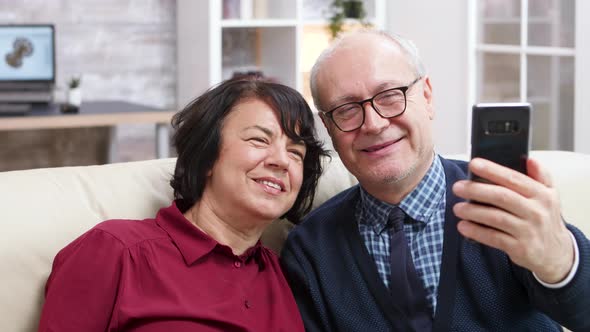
[533, 230, 579, 289]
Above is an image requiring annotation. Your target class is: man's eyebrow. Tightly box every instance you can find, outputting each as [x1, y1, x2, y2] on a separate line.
[329, 81, 406, 108]
[375, 81, 405, 91]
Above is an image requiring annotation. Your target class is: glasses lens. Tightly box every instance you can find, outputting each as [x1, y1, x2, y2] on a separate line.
[332, 103, 363, 131]
[374, 89, 406, 117]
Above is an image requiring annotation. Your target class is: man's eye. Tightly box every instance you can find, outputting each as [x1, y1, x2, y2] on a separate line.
[334, 105, 359, 119]
[376, 91, 404, 104]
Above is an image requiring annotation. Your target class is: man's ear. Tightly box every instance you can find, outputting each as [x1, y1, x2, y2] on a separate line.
[422, 76, 434, 120]
[319, 111, 328, 128]
[318, 111, 335, 137]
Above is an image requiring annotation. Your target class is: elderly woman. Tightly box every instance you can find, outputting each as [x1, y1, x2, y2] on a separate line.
[38, 78, 328, 331]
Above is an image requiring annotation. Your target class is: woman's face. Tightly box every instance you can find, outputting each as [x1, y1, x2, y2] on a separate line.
[202, 98, 306, 224]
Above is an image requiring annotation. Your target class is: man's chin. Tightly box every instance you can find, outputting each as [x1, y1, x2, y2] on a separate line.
[362, 163, 417, 186]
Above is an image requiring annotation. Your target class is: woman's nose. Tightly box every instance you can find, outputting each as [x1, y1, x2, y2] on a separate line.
[265, 145, 290, 170]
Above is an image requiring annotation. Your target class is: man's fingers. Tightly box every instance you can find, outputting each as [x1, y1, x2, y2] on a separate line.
[453, 180, 530, 219]
[457, 219, 517, 253]
[527, 158, 554, 188]
[453, 202, 524, 237]
[468, 158, 544, 198]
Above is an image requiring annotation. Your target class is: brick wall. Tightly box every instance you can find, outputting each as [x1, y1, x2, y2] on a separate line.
[0, 0, 177, 170]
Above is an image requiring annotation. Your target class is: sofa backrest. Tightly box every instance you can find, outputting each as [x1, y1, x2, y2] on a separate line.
[0, 155, 357, 331]
[1, 151, 588, 331]
[1, 159, 175, 332]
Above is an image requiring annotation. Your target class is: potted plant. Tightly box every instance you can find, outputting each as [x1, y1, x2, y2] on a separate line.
[328, 0, 369, 39]
[342, 0, 364, 18]
[66, 76, 82, 108]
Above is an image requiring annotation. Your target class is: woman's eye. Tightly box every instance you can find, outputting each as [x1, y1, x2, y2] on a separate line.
[250, 137, 268, 144]
[289, 150, 305, 160]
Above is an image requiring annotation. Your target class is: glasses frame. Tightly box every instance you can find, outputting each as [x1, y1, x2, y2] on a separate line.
[322, 76, 422, 132]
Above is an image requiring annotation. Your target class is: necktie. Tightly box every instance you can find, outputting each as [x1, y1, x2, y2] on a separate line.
[388, 207, 433, 331]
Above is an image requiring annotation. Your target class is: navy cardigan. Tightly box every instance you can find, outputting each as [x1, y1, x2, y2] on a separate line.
[281, 158, 590, 331]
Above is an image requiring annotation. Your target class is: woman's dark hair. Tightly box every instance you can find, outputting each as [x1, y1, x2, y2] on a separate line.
[170, 78, 329, 224]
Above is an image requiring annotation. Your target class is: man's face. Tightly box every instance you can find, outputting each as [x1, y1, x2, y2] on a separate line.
[316, 35, 435, 199]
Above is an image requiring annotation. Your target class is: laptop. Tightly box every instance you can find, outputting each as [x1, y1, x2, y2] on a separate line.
[0, 24, 55, 115]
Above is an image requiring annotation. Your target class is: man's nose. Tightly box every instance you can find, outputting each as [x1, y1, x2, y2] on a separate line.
[360, 102, 389, 134]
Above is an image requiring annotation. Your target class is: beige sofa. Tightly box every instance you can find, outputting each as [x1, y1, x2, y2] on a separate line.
[1, 151, 589, 331]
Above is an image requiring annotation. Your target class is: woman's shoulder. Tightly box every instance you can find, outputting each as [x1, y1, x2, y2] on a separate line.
[50, 219, 171, 276]
[89, 218, 168, 248]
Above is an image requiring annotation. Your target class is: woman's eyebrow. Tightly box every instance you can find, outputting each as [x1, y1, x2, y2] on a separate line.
[245, 125, 306, 148]
[290, 139, 306, 148]
[243, 125, 273, 137]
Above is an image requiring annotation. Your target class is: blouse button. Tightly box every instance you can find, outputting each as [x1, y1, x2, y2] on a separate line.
[234, 261, 241, 268]
[244, 300, 251, 308]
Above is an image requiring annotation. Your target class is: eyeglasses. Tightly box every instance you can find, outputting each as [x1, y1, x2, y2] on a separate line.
[322, 77, 422, 132]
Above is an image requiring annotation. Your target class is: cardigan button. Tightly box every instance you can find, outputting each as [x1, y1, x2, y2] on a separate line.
[234, 261, 241, 268]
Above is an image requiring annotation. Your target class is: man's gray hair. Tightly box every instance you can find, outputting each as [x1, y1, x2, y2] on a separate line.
[309, 29, 426, 112]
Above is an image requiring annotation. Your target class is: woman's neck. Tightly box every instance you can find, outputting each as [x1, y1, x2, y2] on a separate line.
[184, 199, 269, 256]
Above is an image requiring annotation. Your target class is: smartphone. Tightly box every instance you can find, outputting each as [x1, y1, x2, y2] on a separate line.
[470, 103, 531, 183]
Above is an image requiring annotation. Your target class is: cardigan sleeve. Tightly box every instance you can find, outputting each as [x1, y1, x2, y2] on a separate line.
[38, 229, 126, 332]
[514, 224, 590, 332]
[281, 236, 330, 332]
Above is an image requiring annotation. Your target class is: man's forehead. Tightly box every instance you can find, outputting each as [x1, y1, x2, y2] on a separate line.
[336, 33, 401, 53]
[325, 40, 405, 71]
[319, 44, 411, 82]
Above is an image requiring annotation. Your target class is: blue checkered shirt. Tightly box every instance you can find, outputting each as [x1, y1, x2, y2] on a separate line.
[357, 154, 446, 316]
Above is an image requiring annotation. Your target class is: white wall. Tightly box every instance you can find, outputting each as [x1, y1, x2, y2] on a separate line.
[387, 0, 469, 154]
[575, 0, 590, 153]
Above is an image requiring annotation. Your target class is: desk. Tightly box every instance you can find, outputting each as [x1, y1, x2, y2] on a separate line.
[0, 101, 175, 160]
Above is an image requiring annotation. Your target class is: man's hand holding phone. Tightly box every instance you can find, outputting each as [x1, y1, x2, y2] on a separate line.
[452, 103, 575, 284]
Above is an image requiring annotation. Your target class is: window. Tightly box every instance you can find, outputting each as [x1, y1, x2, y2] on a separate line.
[470, 0, 575, 150]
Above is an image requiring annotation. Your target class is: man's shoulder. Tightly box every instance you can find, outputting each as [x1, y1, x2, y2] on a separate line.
[307, 185, 358, 222]
[440, 155, 469, 180]
[440, 155, 468, 168]
[282, 186, 359, 261]
[288, 185, 359, 240]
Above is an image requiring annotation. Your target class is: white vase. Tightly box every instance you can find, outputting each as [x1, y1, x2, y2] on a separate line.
[240, 0, 253, 19]
[253, 0, 267, 18]
[67, 87, 82, 107]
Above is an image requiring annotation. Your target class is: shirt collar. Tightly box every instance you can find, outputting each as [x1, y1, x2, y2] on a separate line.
[359, 188, 395, 235]
[155, 201, 264, 268]
[398, 154, 446, 222]
[359, 154, 446, 232]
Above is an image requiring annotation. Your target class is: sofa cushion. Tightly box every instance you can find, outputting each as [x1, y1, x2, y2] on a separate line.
[0, 150, 588, 332]
[0, 159, 175, 331]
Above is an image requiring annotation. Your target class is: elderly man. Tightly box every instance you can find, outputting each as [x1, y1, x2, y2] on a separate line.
[280, 30, 590, 331]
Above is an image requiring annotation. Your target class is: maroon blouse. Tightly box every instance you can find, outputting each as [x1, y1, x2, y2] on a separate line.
[39, 202, 304, 332]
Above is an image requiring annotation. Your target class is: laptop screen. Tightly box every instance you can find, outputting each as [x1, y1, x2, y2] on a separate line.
[0, 25, 55, 83]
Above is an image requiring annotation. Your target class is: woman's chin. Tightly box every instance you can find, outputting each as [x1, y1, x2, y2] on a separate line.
[247, 208, 287, 224]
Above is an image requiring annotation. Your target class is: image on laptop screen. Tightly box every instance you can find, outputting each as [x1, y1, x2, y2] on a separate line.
[0, 25, 55, 83]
